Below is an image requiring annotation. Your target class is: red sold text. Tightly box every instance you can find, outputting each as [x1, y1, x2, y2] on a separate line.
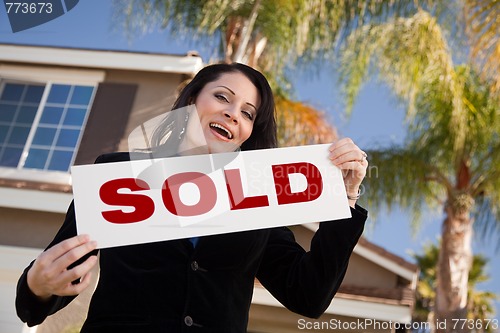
[99, 162, 323, 224]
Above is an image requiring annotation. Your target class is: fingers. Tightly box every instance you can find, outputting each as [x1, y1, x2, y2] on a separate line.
[70, 270, 94, 294]
[335, 160, 367, 173]
[328, 138, 367, 165]
[51, 238, 98, 273]
[52, 254, 98, 288]
[27, 235, 98, 299]
[54, 256, 98, 296]
[40, 234, 93, 263]
[328, 138, 368, 196]
[329, 137, 355, 152]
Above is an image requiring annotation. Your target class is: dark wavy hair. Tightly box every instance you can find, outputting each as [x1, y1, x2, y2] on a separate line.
[151, 63, 277, 152]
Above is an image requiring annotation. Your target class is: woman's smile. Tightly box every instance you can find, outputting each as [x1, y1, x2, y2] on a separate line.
[209, 122, 233, 140]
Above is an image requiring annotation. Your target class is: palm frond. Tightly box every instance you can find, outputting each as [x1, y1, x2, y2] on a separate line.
[362, 146, 449, 227]
[339, 11, 470, 152]
[412, 242, 498, 325]
[112, 0, 433, 78]
[465, 0, 500, 92]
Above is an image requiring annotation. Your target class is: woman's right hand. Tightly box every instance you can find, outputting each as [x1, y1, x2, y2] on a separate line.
[27, 234, 98, 301]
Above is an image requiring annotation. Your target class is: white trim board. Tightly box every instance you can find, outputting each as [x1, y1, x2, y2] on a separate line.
[0, 187, 72, 213]
[0, 44, 203, 74]
[252, 286, 411, 323]
[0, 64, 105, 84]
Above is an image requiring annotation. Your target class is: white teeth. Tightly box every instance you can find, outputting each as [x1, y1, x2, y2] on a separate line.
[210, 123, 233, 139]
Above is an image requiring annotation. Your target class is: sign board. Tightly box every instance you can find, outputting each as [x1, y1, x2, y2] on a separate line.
[71, 144, 351, 248]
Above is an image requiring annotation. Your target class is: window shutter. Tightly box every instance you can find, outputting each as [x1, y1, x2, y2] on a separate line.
[74, 82, 137, 165]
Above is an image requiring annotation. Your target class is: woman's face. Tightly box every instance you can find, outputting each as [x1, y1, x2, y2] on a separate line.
[191, 72, 260, 153]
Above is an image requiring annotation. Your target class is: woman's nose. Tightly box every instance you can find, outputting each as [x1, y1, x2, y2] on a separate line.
[223, 108, 238, 124]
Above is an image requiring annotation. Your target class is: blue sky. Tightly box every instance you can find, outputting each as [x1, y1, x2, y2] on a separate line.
[1, 0, 498, 319]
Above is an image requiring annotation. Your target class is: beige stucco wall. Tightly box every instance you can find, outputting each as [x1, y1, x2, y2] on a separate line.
[248, 304, 392, 333]
[104, 69, 185, 152]
[344, 254, 398, 289]
[0, 207, 65, 249]
[292, 226, 398, 289]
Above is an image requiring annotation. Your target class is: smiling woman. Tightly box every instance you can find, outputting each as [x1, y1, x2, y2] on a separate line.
[151, 63, 277, 156]
[15, 63, 369, 333]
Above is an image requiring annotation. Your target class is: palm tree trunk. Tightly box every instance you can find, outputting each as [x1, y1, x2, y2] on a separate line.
[435, 194, 474, 332]
[246, 33, 267, 68]
[232, 0, 261, 63]
[224, 16, 241, 63]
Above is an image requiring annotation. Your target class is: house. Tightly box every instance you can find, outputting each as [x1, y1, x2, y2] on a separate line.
[0, 43, 203, 333]
[248, 225, 418, 333]
[0, 43, 418, 333]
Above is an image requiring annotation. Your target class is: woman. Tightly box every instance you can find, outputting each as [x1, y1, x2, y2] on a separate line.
[16, 63, 368, 332]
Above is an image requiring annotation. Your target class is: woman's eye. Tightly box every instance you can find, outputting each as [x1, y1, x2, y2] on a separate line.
[242, 110, 254, 120]
[215, 94, 229, 102]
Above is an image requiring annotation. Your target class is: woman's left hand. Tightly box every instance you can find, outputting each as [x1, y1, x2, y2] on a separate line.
[328, 138, 368, 207]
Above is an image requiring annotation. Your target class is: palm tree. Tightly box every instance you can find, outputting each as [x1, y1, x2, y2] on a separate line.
[112, 1, 499, 90]
[112, 1, 492, 149]
[338, 10, 499, 329]
[412, 242, 497, 333]
[112, 0, 435, 80]
[112, 0, 348, 144]
[339, 10, 467, 149]
[466, 256, 497, 331]
[346, 52, 500, 328]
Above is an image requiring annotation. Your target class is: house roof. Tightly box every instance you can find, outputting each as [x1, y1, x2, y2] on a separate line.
[254, 279, 413, 307]
[0, 43, 203, 74]
[252, 280, 413, 323]
[253, 224, 419, 323]
[357, 237, 419, 273]
[337, 284, 415, 306]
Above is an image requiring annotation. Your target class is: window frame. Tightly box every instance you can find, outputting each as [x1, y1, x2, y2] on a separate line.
[0, 65, 104, 184]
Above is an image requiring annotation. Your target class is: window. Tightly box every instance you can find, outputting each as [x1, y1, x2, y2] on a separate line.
[0, 81, 95, 173]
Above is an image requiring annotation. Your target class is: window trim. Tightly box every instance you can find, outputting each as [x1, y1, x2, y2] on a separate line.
[0, 65, 105, 184]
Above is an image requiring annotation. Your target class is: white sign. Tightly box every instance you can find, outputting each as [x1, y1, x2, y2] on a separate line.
[71, 144, 351, 248]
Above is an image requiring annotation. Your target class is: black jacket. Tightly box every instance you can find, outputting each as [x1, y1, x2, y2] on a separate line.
[16, 152, 367, 332]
